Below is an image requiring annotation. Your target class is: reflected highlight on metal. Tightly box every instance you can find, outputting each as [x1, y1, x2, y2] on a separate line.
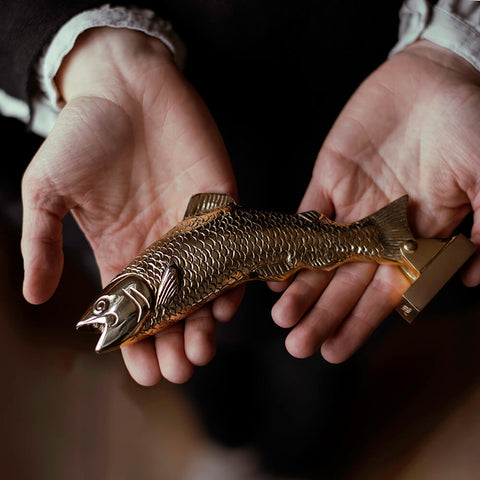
[77, 193, 475, 352]
[396, 235, 476, 321]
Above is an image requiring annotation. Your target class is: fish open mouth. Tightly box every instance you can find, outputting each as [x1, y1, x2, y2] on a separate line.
[76, 316, 110, 353]
[76, 317, 106, 333]
[76, 313, 132, 353]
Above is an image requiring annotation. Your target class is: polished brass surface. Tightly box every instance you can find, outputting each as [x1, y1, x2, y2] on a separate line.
[396, 234, 476, 322]
[78, 193, 413, 352]
[78, 194, 477, 352]
[77, 275, 154, 352]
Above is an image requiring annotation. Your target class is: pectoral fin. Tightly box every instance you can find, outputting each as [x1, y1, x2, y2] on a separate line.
[297, 210, 321, 222]
[184, 193, 237, 218]
[156, 264, 180, 310]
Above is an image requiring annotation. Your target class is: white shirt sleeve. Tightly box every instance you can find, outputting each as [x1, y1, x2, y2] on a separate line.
[0, 4, 186, 137]
[390, 0, 480, 71]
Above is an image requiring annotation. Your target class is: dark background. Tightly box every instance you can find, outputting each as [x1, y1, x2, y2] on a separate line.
[2, 1, 480, 478]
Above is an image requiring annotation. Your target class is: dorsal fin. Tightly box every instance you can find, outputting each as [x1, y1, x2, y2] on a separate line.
[183, 193, 237, 219]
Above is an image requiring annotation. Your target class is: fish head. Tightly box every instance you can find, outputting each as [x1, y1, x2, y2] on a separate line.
[76, 275, 154, 353]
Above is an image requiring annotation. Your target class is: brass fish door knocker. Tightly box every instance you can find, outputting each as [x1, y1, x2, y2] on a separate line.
[77, 193, 476, 352]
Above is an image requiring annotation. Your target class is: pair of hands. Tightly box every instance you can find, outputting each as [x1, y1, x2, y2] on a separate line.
[21, 28, 480, 385]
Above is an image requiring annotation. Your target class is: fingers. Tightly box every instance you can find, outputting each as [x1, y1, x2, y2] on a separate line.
[21, 171, 67, 304]
[461, 250, 480, 287]
[280, 264, 376, 357]
[121, 305, 217, 385]
[121, 340, 163, 386]
[273, 264, 410, 363]
[121, 283, 244, 385]
[153, 323, 194, 384]
[183, 306, 217, 365]
[267, 278, 292, 293]
[212, 285, 245, 322]
[271, 269, 334, 328]
[321, 265, 410, 363]
[21, 213, 64, 304]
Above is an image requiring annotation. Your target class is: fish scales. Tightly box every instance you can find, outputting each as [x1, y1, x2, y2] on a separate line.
[121, 204, 397, 337]
[77, 193, 412, 352]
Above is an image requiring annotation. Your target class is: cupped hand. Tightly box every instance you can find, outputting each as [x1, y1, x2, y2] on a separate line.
[21, 28, 240, 385]
[271, 40, 480, 363]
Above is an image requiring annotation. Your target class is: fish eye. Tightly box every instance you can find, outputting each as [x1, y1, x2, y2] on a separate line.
[106, 312, 119, 327]
[93, 297, 110, 315]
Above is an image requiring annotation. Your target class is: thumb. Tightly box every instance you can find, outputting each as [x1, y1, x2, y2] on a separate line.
[21, 167, 68, 304]
[298, 159, 334, 217]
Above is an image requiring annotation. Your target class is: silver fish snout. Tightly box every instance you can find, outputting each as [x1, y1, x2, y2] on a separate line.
[77, 275, 154, 352]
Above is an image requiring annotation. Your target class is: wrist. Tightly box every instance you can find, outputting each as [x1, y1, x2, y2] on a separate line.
[402, 39, 480, 83]
[55, 27, 174, 104]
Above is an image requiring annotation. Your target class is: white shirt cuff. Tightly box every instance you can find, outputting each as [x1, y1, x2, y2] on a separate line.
[390, 0, 480, 72]
[0, 4, 186, 137]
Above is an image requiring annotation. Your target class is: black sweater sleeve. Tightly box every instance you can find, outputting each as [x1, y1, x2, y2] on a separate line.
[0, 0, 406, 105]
[0, 0, 291, 104]
[0, 1, 110, 102]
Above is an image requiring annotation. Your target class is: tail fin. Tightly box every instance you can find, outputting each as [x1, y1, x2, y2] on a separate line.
[360, 195, 413, 263]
